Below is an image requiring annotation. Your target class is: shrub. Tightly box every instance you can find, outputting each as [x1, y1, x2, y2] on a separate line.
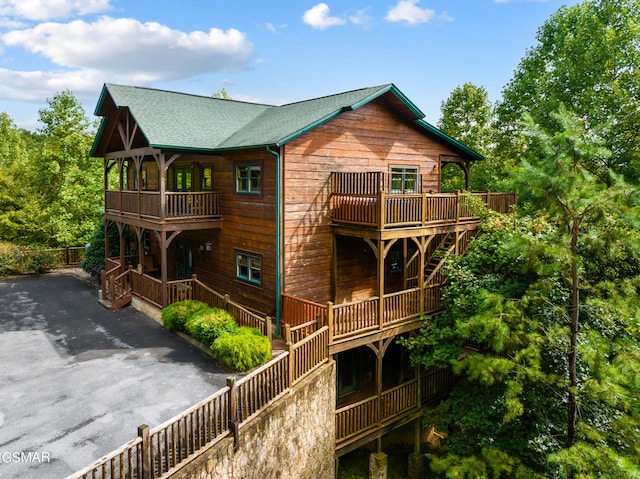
[185, 308, 237, 346]
[161, 300, 210, 332]
[210, 327, 272, 372]
[0, 243, 19, 276]
[22, 249, 55, 274]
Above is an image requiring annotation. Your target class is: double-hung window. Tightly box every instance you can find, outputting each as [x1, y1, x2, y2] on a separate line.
[201, 165, 212, 190]
[235, 165, 262, 194]
[390, 167, 418, 194]
[236, 251, 262, 285]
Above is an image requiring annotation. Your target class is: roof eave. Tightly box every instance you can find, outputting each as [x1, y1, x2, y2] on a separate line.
[415, 119, 485, 161]
[351, 84, 424, 118]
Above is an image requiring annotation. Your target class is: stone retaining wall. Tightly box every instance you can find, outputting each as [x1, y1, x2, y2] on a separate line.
[169, 360, 336, 479]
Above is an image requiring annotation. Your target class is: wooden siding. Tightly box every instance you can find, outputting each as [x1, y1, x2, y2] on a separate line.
[189, 149, 278, 316]
[283, 100, 466, 303]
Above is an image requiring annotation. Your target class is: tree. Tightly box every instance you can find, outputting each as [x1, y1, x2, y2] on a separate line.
[437, 83, 510, 192]
[28, 90, 101, 246]
[0, 113, 38, 243]
[212, 88, 231, 99]
[403, 108, 640, 478]
[495, 0, 640, 184]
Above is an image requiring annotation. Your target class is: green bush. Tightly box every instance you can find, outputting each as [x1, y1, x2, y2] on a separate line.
[185, 308, 237, 346]
[161, 300, 210, 332]
[22, 249, 55, 274]
[0, 243, 19, 276]
[210, 327, 272, 372]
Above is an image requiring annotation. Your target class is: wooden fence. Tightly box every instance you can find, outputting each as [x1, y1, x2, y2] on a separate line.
[66, 325, 330, 479]
[6, 246, 85, 273]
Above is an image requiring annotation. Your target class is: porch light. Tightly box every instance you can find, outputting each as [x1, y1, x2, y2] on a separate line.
[205, 241, 214, 251]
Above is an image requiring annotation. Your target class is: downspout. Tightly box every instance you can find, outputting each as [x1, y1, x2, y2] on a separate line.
[266, 145, 282, 337]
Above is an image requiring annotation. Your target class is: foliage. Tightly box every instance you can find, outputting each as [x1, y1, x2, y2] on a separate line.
[437, 83, 509, 191]
[185, 307, 238, 346]
[212, 88, 231, 99]
[0, 243, 57, 275]
[161, 300, 211, 333]
[0, 243, 20, 276]
[210, 327, 271, 372]
[404, 108, 640, 477]
[495, 0, 640, 185]
[0, 91, 101, 247]
[81, 220, 127, 275]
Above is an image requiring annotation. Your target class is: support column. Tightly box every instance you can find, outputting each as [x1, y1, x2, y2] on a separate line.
[369, 451, 388, 479]
[408, 420, 424, 479]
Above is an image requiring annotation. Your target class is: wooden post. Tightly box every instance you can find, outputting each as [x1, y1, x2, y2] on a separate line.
[422, 192, 428, 225]
[227, 377, 239, 451]
[456, 190, 461, 223]
[327, 301, 334, 344]
[138, 424, 151, 479]
[283, 323, 292, 344]
[223, 293, 230, 310]
[378, 239, 385, 330]
[286, 341, 294, 387]
[265, 316, 273, 341]
[379, 190, 386, 229]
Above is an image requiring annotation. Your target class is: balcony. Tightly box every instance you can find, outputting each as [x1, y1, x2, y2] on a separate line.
[105, 190, 222, 223]
[282, 288, 442, 350]
[331, 172, 516, 230]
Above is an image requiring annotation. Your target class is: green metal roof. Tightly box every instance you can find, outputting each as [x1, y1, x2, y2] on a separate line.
[93, 83, 484, 161]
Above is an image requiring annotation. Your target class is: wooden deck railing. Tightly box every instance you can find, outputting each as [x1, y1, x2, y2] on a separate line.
[331, 189, 516, 229]
[147, 388, 230, 477]
[65, 328, 330, 479]
[131, 271, 163, 308]
[281, 287, 443, 345]
[336, 370, 453, 447]
[105, 190, 221, 221]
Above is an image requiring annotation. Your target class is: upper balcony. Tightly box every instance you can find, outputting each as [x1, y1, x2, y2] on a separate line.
[105, 189, 222, 227]
[331, 171, 516, 230]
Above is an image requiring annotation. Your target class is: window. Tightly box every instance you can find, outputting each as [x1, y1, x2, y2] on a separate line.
[235, 165, 262, 194]
[201, 165, 212, 190]
[390, 167, 418, 194]
[236, 251, 262, 285]
[175, 168, 192, 192]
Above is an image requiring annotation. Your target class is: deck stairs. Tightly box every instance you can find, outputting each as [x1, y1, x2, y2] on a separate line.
[423, 233, 456, 287]
[100, 268, 133, 310]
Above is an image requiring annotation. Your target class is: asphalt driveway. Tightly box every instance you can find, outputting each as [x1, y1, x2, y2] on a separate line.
[0, 273, 232, 479]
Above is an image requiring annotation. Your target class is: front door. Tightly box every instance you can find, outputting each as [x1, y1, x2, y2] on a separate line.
[176, 237, 192, 280]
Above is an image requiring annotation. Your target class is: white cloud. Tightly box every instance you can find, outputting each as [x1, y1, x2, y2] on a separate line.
[385, 0, 435, 25]
[0, 0, 112, 21]
[349, 8, 374, 29]
[1, 17, 254, 80]
[0, 67, 104, 102]
[303, 3, 346, 30]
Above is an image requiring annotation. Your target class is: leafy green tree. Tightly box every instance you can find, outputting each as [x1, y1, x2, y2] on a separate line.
[28, 90, 102, 246]
[495, 0, 640, 184]
[404, 108, 640, 478]
[437, 83, 510, 192]
[212, 88, 231, 99]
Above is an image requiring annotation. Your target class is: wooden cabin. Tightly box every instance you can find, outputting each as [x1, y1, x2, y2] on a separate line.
[91, 83, 515, 476]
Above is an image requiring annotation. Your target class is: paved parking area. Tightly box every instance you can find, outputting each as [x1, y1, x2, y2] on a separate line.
[0, 274, 232, 478]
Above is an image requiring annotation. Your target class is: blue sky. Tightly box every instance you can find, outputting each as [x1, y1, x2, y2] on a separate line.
[0, 0, 580, 131]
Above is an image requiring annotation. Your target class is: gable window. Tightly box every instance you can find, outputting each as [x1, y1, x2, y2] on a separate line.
[235, 165, 262, 194]
[236, 251, 262, 285]
[201, 165, 212, 190]
[390, 167, 418, 194]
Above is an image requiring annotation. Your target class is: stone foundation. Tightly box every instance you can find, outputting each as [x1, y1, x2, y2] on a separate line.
[169, 361, 336, 479]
